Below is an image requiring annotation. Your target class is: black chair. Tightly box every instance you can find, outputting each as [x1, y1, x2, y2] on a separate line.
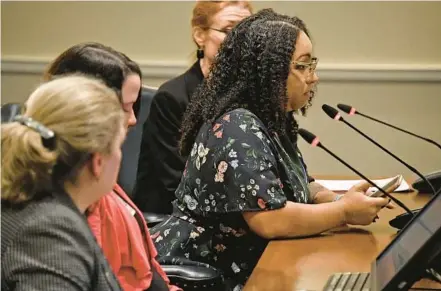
[1, 103, 23, 123]
[118, 86, 224, 290]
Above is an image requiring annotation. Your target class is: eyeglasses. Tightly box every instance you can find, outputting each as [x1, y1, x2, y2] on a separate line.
[208, 27, 232, 35]
[292, 57, 318, 76]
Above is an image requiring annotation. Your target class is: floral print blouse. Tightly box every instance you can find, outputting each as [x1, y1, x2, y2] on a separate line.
[151, 108, 312, 290]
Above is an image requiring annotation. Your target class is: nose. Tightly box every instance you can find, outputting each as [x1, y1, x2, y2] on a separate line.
[127, 110, 137, 128]
[219, 34, 227, 42]
[308, 71, 319, 84]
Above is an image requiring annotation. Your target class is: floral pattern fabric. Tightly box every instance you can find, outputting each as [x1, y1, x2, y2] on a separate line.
[151, 109, 311, 290]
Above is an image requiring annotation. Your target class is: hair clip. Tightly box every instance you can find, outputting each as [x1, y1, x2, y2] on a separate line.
[13, 115, 56, 150]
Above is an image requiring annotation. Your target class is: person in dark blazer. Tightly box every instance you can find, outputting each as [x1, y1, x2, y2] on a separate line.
[134, 1, 253, 214]
[1, 76, 126, 291]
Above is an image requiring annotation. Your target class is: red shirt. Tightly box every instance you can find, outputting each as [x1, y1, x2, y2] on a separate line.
[87, 184, 181, 291]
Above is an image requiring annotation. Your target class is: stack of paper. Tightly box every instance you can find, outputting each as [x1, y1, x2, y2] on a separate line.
[315, 176, 411, 192]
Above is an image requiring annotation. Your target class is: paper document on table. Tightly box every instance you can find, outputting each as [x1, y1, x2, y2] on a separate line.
[315, 176, 411, 192]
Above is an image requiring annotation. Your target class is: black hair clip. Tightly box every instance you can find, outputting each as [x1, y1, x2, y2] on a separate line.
[13, 115, 56, 150]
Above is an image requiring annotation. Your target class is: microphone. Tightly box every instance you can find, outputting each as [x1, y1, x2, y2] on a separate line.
[322, 104, 437, 195]
[389, 187, 441, 230]
[298, 128, 414, 216]
[336, 103, 441, 150]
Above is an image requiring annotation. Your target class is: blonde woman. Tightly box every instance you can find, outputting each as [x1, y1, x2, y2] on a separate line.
[1, 76, 125, 290]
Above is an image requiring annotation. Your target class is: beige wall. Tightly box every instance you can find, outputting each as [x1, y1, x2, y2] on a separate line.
[3, 1, 441, 63]
[2, 1, 441, 178]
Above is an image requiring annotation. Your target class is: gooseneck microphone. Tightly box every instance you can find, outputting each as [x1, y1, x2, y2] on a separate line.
[298, 128, 414, 216]
[337, 103, 441, 150]
[322, 104, 437, 195]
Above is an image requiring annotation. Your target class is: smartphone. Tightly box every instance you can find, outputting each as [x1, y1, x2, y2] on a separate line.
[369, 175, 403, 197]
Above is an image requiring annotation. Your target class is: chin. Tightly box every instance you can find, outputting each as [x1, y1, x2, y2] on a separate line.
[291, 103, 306, 112]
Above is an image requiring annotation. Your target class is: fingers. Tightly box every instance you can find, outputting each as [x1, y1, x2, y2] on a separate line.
[385, 199, 396, 209]
[372, 199, 395, 223]
[370, 196, 389, 208]
[349, 181, 372, 193]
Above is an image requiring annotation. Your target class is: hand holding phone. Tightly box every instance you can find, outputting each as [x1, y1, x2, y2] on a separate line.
[368, 175, 403, 197]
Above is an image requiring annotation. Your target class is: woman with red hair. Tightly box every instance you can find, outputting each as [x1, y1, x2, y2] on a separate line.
[134, 1, 253, 215]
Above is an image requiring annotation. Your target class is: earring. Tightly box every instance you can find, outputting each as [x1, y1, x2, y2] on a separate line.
[196, 48, 204, 59]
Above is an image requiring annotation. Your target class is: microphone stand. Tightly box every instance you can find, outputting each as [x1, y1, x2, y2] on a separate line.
[355, 111, 441, 150]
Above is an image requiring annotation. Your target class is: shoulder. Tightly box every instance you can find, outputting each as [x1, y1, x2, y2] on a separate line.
[211, 108, 270, 139]
[155, 72, 188, 103]
[3, 197, 83, 230]
[149, 77, 188, 117]
[189, 108, 275, 160]
[154, 62, 202, 104]
[112, 185, 141, 215]
[2, 198, 98, 290]
[6, 198, 95, 249]
[90, 189, 137, 218]
[220, 108, 264, 125]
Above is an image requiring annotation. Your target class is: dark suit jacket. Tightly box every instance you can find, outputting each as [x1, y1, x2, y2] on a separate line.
[134, 61, 204, 214]
[1, 191, 122, 291]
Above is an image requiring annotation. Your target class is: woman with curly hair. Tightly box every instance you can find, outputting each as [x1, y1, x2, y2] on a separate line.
[150, 9, 390, 290]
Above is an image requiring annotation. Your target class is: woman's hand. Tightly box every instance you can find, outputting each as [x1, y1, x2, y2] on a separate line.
[338, 181, 389, 225]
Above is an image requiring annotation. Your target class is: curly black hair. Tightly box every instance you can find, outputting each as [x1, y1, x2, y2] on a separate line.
[180, 9, 314, 155]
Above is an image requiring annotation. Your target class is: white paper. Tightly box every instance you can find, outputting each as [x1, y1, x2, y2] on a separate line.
[315, 176, 411, 192]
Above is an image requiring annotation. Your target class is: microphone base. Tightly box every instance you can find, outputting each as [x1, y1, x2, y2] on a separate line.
[389, 208, 422, 230]
[412, 169, 441, 194]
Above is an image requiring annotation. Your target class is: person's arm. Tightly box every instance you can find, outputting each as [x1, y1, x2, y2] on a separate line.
[2, 211, 96, 291]
[296, 148, 339, 204]
[244, 199, 346, 239]
[244, 182, 389, 239]
[308, 181, 339, 204]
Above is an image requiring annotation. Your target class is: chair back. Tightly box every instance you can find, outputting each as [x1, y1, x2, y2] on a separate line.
[118, 86, 157, 197]
[1, 103, 23, 123]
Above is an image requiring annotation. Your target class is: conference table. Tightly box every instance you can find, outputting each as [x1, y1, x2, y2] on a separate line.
[243, 177, 441, 291]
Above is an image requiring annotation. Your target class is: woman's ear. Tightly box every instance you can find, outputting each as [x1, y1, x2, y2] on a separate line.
[90, 153, 104, 180]
[192, 26, 207, 48]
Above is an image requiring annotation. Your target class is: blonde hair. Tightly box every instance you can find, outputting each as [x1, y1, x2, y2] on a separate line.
[1, 75, 125, 204]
